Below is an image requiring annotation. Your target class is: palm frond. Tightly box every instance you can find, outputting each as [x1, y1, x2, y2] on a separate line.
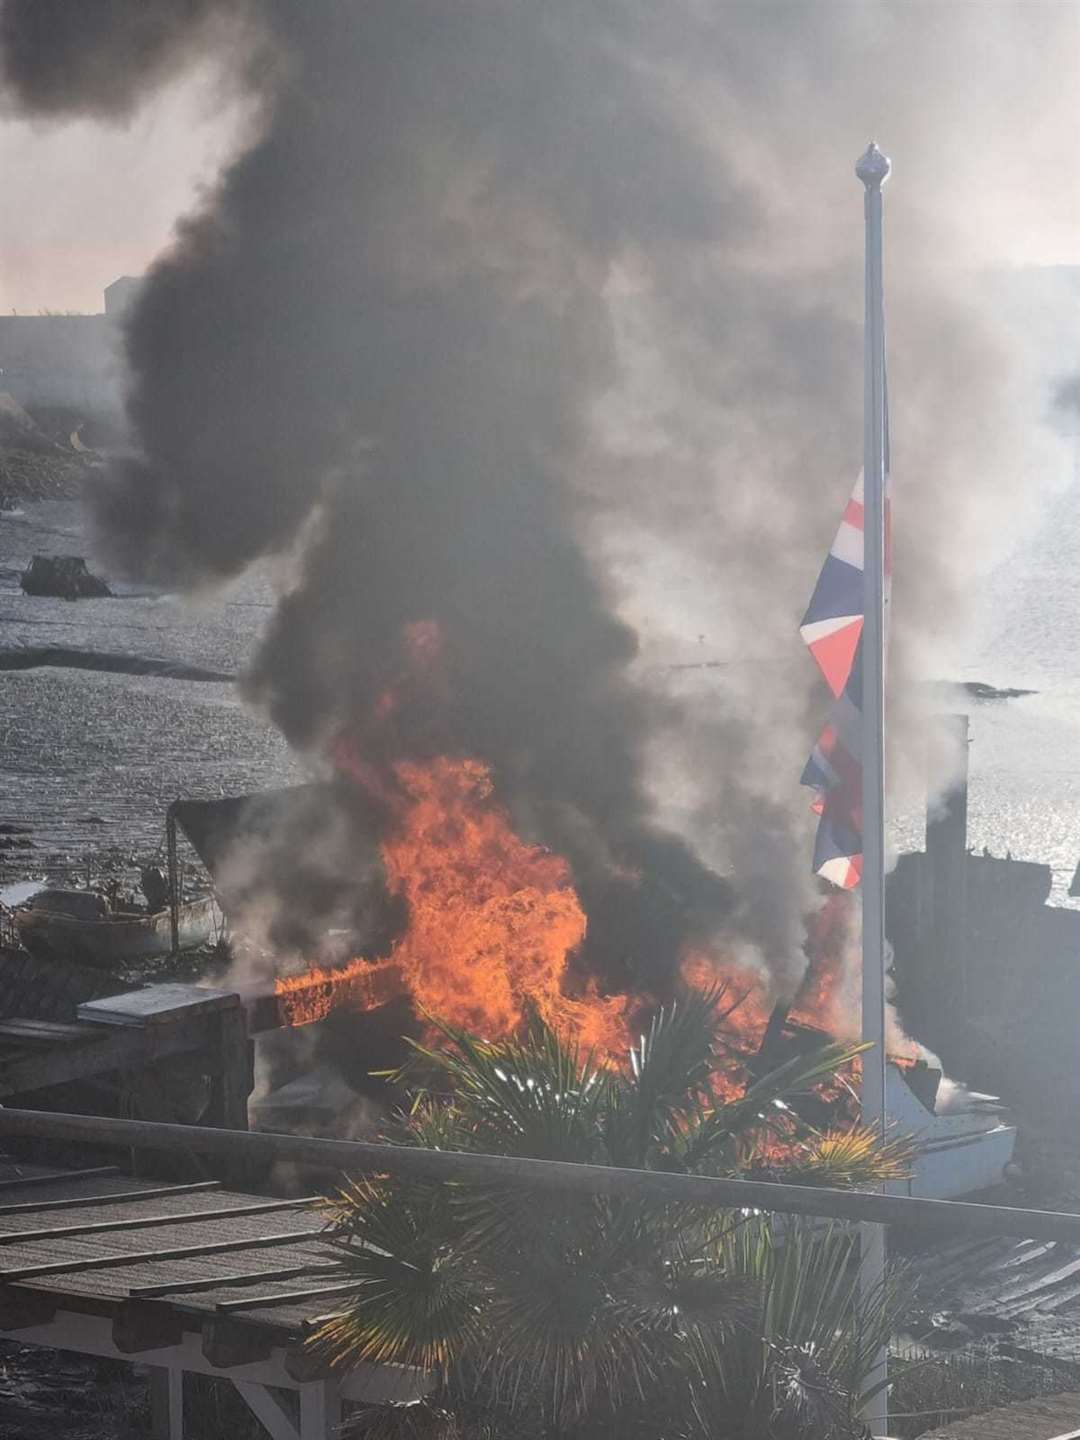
[678, 1040, 868, 1172]
[404, 1009, 614, 1165]
[319, 1003, 912, 1440]
[345, 1400, 462, 1439]
[310, 1177, 481, 1372]
[776, 1125, 917, 1188]
[694, 1215, 909, 1437]
[768, 1339, 851, 1436]
[610, 989, 725, 1168]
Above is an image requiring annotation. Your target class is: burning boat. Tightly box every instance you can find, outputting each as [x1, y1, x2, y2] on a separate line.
[754, 1007, 1017, 1201]
[169, 770, 1017, 1201]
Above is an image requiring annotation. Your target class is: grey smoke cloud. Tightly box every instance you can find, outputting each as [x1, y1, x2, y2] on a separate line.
[0, 0, 256, 119]
[1, 1, 1073, 996]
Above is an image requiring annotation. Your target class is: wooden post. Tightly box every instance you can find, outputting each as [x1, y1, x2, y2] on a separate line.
[150, 1365, 184, 1440]
[166, 812, 180, 957]
[203, 1003, 253, 1185]
[927, 714, 970, 1011]
[300, 1377, 341, 1440]
[207, 1006, 253, 1134]
[233, 1381, 301, 1440]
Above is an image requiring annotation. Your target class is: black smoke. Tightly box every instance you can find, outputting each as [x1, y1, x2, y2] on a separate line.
[0, 0, 254, 120]
[3, 2, 1068, 997]
[1, 1, 745, 994]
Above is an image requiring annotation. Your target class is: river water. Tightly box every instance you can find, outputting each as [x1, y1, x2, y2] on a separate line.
[923, 471, 1080, 905]
[2, 480, 1079, 898]
[0, 496, 302, 879]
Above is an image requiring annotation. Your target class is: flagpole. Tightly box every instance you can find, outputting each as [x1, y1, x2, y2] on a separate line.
[856, 138, 890, 1438]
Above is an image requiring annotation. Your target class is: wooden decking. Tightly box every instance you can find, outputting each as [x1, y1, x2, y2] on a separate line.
[0, 1160, 356, 1343]
[0, 1160, 420, 1438]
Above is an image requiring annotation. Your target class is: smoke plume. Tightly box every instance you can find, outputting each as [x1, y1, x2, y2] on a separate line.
[2, 2, 1073, 999]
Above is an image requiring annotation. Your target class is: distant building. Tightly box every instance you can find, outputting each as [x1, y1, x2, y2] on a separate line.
[0, 278, 142, 416]
[103, 276, 144, 320]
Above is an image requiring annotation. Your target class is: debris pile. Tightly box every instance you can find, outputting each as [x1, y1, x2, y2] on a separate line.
[0, 448, 86, 507]
[19, 555, 111, 600]
[0, 393, 98, 508]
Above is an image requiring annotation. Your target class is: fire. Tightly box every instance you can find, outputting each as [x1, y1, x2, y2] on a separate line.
[275, 754, 634, 1060]
[790, 893, 858, 1038]
[382, 757, 633, 1055]
[275, 958, 404, 1028]
[678, 949, 776, 1102]
[679, 949, 775, 1040]
[273, 726, 909, 1092]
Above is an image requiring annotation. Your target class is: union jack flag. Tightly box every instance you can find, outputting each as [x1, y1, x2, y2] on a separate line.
[800, 464, 890, 890]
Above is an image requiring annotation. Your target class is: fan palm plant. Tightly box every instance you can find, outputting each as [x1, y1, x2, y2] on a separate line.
[311, 989, 912, 1438]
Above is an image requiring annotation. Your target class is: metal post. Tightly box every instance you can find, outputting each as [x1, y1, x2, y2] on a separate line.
[856, 138, 890, 1438]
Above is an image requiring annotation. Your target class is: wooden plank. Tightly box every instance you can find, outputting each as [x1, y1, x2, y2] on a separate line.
[131, 1261, 346, 1299]
[0, 1226, 328, 1280]
[0, 1017, 221, 1095]
[0, 1284, 57, 1329]
[0, 1166, 119, 1192]
[217, 1278, 366, 1313]
[0, 1222, 333, 1302]
[0, 1195, 319, 1245]
[300, 1305, 353, 1332]
[233, 1380, 300, 1440]
[0, 1179, 221, 1217]
[112, 1300, 186, 1354]
[78, 986, 239, 1028]
[202, 1315, 274, 1368]
[0, 1019, 102, 1045]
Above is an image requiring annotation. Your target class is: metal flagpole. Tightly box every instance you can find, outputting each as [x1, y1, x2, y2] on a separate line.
[856, 138, 890, 1438]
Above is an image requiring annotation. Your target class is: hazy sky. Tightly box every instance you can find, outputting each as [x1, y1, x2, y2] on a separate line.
[0, 7, 1078, 317]
[0, 62, 251, 313]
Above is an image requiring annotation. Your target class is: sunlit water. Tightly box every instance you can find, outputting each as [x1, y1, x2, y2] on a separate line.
[2, 482, 1080, 898]
[0, 497, 303, 874]
[891, 473, 1080, 905]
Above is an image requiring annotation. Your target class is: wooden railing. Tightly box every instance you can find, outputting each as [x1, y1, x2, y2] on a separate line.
[0, 1106, 1079, 1246]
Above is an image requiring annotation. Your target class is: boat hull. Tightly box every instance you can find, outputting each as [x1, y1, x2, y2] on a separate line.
[15, 897, 217, 966]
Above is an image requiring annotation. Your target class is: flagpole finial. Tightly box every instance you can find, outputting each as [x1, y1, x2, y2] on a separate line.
[856, 141, 891, 189]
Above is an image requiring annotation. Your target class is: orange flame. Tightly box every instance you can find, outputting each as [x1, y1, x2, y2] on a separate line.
[275, 957, 404, 1028]
[275, 754, 634, 1060]
[273, 751, 908, 1094]
[382, 757, 633, 1054]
